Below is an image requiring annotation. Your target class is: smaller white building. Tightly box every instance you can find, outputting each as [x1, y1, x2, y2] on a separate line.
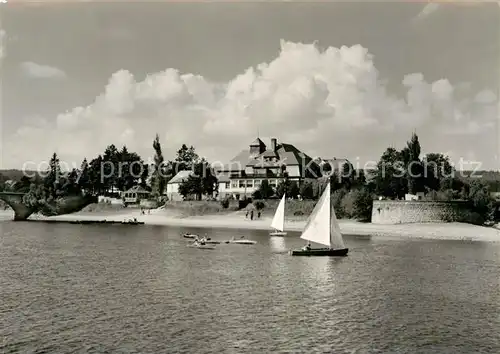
[122, 185, 151, 205]
[166, 171, 193, 201]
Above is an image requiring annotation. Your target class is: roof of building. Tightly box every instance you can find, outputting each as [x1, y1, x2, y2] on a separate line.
[250, 138, 266, 147]
[168, 170, 193, 184]
[124, 185, 151, 194]
[220, 138, 318, 175]
[217, 174, 230, 183]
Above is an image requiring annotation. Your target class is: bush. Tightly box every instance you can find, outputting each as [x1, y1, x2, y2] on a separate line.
[299, 180, 314, 200]
[238, 199, 251, 210]
[332, 188, 348, 218]
[252, 190, 262, 200]
[468, 180, 495, 221]
[254, 200, 265, 210]
[352, 188, 374, 222]
[340, 191, 356, 218]
[220, 198, 230, 209]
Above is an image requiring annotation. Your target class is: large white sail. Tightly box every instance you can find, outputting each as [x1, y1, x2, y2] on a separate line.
[270, 194, 286, 231]
[300, 183, 331, 247]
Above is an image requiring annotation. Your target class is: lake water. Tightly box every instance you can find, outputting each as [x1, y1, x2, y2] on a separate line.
[1, 221, 499, 353]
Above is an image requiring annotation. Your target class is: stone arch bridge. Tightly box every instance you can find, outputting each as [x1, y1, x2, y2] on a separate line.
[0, 192, 97, 221]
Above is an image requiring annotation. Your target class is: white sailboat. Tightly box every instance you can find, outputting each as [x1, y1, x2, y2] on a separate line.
[289, 182, 348, 256]
[269, 194, 287, 236]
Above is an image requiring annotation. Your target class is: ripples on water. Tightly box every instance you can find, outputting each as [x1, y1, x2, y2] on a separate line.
[1, 221, 499, 353]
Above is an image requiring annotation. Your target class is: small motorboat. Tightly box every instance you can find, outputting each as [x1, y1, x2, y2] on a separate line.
[121, 218, 144, 225]
[204, 239, 221, 244]
[182, 233, 199, 239]
[188, 240, 216, 250]
[224, 236, 257, 245]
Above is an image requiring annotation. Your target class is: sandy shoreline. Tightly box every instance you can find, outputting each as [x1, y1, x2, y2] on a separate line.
[1, 209, 499, 242]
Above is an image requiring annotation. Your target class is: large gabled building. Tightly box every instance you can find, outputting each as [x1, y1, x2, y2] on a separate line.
[216, 137, 321, 199]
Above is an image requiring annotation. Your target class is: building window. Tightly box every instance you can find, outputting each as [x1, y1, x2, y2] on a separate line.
[239, 180, 246, 188]
[246, 180, 253, 187]
[270, 179, 277, 187]
[225, 182, 230, 189]
[231, 181, 238, 188]
[254, 180, 261, 186]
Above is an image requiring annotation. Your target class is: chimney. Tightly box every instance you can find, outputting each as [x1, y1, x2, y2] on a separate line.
[271, 138, 277, 152]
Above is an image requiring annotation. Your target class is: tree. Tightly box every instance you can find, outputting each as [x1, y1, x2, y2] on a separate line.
[299, 180, 314, 199]
[102, 144, 119, 191]
[44, 153, 62, 199]
[88, 155, 104, 195]
[116, 146, 143, 191]
[151, 134, 167, 196]
[257, 180, 274, 199]
[275, 178, 300, 199]
[276, 178, 290, 198]
[332, 188, 349, 218]
[178, 161, 218, 200]
[468, 179, 495, 221]
[352, 187, 374, 221]
[288, 181, 300, 199]
[352, 169, 366, 189]
[60, 169, 80, 196]
[175, 144, 199, 171]
[404, 133, 424, 194]
[78, 158, 91, 192]
[375, 147, 407, 199]
[423, 153, 454, 191]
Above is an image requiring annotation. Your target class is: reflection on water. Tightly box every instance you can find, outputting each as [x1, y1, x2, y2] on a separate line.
[1, 221, 499, 353]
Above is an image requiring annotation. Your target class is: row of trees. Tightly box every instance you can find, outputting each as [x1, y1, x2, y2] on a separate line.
[242, 133, 497, 223]
[3, 134, 218, 204]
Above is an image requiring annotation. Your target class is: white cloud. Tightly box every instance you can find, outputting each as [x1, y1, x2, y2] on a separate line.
[5, 40, 498, 170]
[20, 61, 66, 79]
[413, 3, 440, 22]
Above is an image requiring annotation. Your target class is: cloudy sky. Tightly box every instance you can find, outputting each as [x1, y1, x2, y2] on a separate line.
[0, 0, 499, 171]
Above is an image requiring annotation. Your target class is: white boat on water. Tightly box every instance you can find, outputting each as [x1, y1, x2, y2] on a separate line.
[188, 240, 216, 250]
[224, 236, 257, 245]
[269, 194, 287, 236]
[182, 233, 199, 239]
[289, 182, 348, 257]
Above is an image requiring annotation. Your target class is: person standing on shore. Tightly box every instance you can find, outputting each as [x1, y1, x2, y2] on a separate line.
[250, 210, 254, 220]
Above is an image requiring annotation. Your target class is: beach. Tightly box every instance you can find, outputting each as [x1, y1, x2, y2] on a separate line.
[1, 208, 499, 242]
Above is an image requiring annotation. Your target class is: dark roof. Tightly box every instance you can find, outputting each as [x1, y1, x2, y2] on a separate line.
[250, 138, 266, 147]
[124, 185, 151, 193]
[168, 170, 193, 184]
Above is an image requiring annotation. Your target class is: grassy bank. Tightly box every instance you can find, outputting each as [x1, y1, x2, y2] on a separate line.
[163, 200, 239, 217]
[161, 199, 316, 219]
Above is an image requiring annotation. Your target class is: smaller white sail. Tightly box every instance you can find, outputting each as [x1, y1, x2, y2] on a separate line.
[270, 194, 286, 231]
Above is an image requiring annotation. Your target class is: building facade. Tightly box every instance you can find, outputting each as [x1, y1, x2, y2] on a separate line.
[215, 137, 321, 199]
[166, 170, 192, 201]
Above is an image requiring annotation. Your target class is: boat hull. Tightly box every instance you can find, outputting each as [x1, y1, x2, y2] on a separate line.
[205, 240, 221, 244]
[182, 234, 198, 239]
[289, 248, 348, 257]
[224, 240, 257, 245]
[187, 244, 216, 250]
[269, 231, 288, 236]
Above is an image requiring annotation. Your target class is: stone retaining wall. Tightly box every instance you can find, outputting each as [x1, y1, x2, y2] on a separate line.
[371, 200, 477, 224]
